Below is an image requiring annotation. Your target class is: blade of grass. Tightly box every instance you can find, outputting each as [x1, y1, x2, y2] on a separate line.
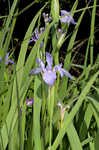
[0, 74, 33, 149]
[0, 10, 17, 96]
[65, 112, 83, 150]
[16, 3, 48, 90]
[33, 76, 42, 150]
[87, 95, 99, 128]
[0, 0, 18, 48]
[90, 0, 97, 65]
[79, 104, 93, 141]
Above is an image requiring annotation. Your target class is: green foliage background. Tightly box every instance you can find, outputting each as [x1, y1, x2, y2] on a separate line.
[0, 0, 99, 150]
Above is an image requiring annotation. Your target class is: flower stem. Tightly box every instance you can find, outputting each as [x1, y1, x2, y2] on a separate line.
[48, 86, 55, 148]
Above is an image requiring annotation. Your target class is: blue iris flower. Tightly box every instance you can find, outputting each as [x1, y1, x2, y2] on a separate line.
[60, 10, 77, 25]
[30, 52, 72, 86]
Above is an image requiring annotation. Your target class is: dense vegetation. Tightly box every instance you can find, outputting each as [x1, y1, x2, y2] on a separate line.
[0, 0, 99, 150]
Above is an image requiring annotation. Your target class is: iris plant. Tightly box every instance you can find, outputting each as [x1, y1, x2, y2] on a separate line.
[60, 10, 77, 25]
[30, 52, 72, 86]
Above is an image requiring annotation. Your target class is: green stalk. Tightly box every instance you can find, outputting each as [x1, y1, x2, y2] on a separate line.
[48, 86, 55, 148]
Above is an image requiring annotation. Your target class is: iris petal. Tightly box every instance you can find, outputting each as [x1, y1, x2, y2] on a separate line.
[43, 70, 56, 86]
[46, 52, 53, 70]
[34, 29, 39, 39]
[61, 68, 72, 80]
[30, 67, 42, 75]
[54, 64, 72, 80]
[36, 58, 45, 71]
[6, 59, 15, 64]
[54, 64, 64, 77]
[5, 53, 15, 64]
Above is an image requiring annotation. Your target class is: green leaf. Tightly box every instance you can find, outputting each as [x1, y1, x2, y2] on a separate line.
[90, 0, 97, 65]
[65, 112, 83, 150]
[33, 76, 42, 150]
[51, 71, 99, 150]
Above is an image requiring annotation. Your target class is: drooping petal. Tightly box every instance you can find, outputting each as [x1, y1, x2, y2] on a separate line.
[61, 68, 72, 80]
[7, 59, 15, 64]
[53, 64, 64, 77]
[26, 97, 34, 106]
[54, 64, 72, 80]
[30, 67, 42, 75]
[46, 52, 53, 70]
[60, 10, 77, 25]
[43, 70, 56, 86]
[36, 58, 45, 71]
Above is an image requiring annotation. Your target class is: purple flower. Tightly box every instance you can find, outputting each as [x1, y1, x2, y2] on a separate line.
[0, 53, 15, 65]
[60, 10, 77, 25]
[29, 28, 44, 48]
[5, 53, 15, 65]
[30, 52, 72, 86]
[43, 12, 52, 26]
[21, 97, 34, 112]
[0, 56, 2, 62]
[26, 97, 34, 106]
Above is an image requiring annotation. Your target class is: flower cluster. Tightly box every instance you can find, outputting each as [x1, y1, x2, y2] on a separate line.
[30, 52, 72, 86]
[29, 10, 76, 48]
[29, 28, 44, 48]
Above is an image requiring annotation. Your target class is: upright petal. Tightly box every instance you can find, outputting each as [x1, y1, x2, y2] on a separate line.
[34, 29, 39, 40]
[36, 58, 45, 71]
[43, 70, 56, 86]
[5, 53, 15, 64]
[30, 67, 42, 75]
[5, 53, 9, 64]
[46, 52, 53, 70]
